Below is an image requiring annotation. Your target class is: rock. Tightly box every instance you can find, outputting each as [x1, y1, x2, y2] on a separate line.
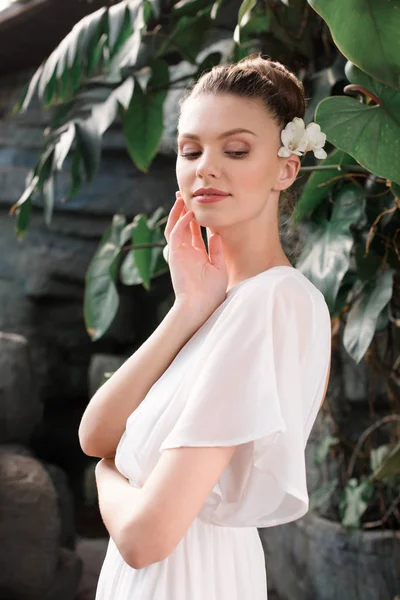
[0, 447, 61, 598]
[45, 463, 77, 551]
[260, 511, 400, 600]
[75, 537, 108, 600]
[42, 547, 83, 600]
[0, 332, 42, 444]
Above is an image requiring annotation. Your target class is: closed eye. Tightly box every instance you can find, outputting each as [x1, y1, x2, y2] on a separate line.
[179, 151, 248, 160]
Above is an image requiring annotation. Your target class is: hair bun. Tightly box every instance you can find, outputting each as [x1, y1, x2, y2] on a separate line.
[181, 52, 307, 128]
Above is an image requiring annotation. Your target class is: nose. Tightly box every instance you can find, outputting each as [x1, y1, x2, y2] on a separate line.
[196, 149, 221, 179]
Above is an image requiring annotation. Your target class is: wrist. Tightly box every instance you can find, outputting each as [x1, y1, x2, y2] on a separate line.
[170, 299, 212, 328]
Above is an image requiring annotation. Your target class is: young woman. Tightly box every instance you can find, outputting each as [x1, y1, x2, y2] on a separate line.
[79, 53, 332, 599]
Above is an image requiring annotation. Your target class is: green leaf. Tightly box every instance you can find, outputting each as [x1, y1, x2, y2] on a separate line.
[234, 0, 257, 44]
[54, 123, 76, 171]
[370, 444, 391, 473]
[120, 251, 143, 286]
[353, 243, 382, 282]
[369, 441, 400, 481]
[343, 268, 394, 363]
[84, 214, 126, 341]
[145, 0, 161, 20]
[294, 149, 358, 223]
[122, 64, 168, 172]
[339, 477, 374, 529]
[131, 214, 153, 290]
[108, 4, 131, 54]
[67, 147, 84, 199]
[172, 0, 213, 18]
[9, 174, 39, 239]
[195, 52, 222, 78]
[149, 224, 168, 275]
[15, 64, 44, 113]
[308, 0, 400, 91]
[314, 63, 400, 186]
[296, 184, 365, 312]
[14, 2, 139, 112]
[90, 77, 134, 135]
[75, 119, 102, 181]
[158, 15, 210, 63]
[332, 272, 356, 318]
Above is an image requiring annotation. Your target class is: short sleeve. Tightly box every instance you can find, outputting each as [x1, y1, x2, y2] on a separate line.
[159, 276, 318, 527]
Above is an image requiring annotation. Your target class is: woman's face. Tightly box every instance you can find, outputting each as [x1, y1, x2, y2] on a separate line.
[176, 93, 295, 230]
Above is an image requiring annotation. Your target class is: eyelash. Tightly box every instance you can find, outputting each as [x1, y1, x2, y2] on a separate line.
[179, 151, 248, 160]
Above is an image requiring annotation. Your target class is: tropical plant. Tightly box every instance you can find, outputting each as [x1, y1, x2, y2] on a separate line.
[9, 0, 400, 531]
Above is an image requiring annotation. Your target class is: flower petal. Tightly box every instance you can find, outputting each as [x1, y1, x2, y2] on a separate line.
[278, 146, 292, 157]
[313, 147, 327, 160]
[292, 117, 305, 129]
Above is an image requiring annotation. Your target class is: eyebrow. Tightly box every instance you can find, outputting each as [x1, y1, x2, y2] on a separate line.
[177, 128, 257, 141]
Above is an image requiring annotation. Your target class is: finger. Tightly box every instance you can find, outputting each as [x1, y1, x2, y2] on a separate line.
[164, 197, 184, 241]
[190, 218, 206, 252]
[177, 197, 192, 245]
[208, 231, 226, 272]
[169, 210, 194, 247]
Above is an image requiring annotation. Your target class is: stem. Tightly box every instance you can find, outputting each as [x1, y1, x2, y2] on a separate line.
[299, 164, 369, 173]
[122, 242, 165, 253]
[344, 84, 383, 106]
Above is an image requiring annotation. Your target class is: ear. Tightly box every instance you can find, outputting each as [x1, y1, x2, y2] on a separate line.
[273, 154, 301, 191]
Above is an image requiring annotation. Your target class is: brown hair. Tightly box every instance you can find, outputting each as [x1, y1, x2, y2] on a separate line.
[178, 52, 308, 218]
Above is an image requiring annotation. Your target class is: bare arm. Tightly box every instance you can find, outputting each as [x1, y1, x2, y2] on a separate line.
[94, 458, 144, 567]
[78, 302, 208, 459]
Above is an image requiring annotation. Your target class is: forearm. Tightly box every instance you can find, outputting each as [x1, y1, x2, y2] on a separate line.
[95, 459, 145, 568]
[79, 302, 207, 458]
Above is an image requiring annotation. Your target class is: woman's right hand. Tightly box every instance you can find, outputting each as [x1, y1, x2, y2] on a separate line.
[164, 191, 228, 317]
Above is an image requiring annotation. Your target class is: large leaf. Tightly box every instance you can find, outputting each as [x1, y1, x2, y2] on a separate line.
[121, 59, 169, 172]
[343, 268, 394, 363]
[84, 214, 126, 341]
[308, 0, 400, 91]
[296, 184, 365, 312]
[15, 0, 144, 111]
[120, 209, 168, 287]
[294, 149, 358, 223]
[314, 63, 400, 186]
[157, 14, 210, 63]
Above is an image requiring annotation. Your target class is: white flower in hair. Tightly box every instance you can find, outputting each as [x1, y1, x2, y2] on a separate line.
[303, 122, 327, 159]
[278, 117, 327, 159]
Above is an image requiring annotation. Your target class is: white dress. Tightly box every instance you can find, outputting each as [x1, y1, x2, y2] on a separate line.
[95, 265, 332, 600]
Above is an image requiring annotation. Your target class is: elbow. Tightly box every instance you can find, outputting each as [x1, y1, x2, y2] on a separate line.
[78, 426, 116, 459]
[78, 429, 98, 458]
[121, 521, 167, 570]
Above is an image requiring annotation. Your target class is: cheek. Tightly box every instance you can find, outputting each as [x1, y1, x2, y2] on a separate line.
[235, 158, 271, 193]
[176, 159, 191, 188]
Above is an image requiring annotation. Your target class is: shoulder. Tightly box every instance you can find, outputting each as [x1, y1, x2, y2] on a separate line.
[233, 267, 319, 308]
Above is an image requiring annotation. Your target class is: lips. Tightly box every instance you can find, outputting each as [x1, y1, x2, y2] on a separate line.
[194, 194, 228, 204]
[193, 188, 230, 196]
